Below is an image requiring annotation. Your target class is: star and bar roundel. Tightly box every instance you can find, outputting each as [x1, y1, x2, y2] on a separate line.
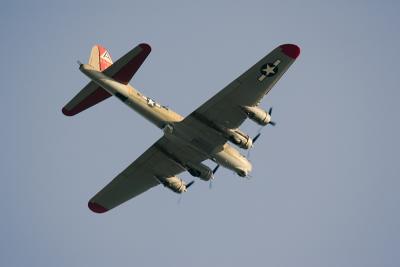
[258, 60, 281, 81]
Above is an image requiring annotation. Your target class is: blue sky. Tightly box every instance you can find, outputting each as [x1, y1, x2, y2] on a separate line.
[1, 1, 400, 266]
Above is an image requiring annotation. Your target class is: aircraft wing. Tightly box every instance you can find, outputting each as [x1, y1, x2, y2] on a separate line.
[184, 44, 300, 129]
[88, 136, 208, 213]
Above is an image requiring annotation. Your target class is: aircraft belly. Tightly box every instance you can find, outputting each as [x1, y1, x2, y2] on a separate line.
[172, 118, 226, 155]
[164, 119, 252, 176]
[80, 64, 183, 128]
[155, 137, 209, 170]
[124, 90, 183, 129]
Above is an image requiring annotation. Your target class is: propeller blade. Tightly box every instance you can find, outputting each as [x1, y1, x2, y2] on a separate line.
[212, 165, 220, 174]
[177, 194, 182, 204]
[253, 133, 261, 143]
[246, 149, 251, 159]
[208, 165, 220, 190]
[268, 107, 273, 115]
[247, 128, 263, 159]
[269, 121, 276, 126]
[186, 180, 195, 189]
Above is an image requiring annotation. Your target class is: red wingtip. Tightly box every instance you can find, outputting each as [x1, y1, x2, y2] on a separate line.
[139, 43, 151, 53]
[62, 107, 74, 116]
[88, 202, 108, 213]
[280, 44, 300, 59]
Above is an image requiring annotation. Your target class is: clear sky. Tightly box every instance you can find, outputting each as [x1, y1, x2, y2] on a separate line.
[1, 0, 399, 266]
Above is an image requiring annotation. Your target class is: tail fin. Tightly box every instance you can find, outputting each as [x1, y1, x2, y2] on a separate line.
[89, 45, 113, 71]
[62, 45, 113, 116]
[62, 43, 151, 116]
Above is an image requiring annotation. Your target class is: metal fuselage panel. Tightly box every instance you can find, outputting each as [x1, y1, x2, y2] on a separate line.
[80, 64, 252, 176]
[80, 64, 183, 128]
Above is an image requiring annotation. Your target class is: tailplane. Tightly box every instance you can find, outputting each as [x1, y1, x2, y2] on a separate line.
[62, 45, 113, 116]
[62, 43, 151, 116]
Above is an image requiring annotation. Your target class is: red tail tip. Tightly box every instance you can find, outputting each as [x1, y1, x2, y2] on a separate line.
[280, 44, 300, 59]
[88, 202, 108, 213]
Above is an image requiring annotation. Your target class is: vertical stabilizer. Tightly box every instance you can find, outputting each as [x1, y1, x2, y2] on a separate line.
[88, 45, 113, 71]
[62, 43, 151, 116]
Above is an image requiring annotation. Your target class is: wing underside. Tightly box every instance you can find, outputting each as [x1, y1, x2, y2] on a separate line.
[88, 137, 185, 213]
[184, 44, 300, 129]
[88, 136, 209, 213]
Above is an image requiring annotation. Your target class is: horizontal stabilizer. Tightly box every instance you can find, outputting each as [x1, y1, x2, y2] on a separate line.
[62, 43, 151, 116]
[103, 43, 151, 85]
[62, 82, 112, 116]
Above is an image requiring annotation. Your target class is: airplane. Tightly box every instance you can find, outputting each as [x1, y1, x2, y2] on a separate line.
[62, 42, 300, 213]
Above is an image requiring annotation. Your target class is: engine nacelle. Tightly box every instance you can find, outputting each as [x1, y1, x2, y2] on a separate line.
[241, 106, 271, 126]
[157, 176, 188, 193]
[226, 128, 253, 149]
[186, 162, 213, 181]
[212, 144, 252, 177]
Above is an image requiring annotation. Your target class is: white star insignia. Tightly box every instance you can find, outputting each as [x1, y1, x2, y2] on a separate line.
[263, 64, 276, 75]
[147, 98, 155, 106]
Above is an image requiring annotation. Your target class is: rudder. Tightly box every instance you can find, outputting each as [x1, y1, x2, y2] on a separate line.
[88, 45, 113, 71]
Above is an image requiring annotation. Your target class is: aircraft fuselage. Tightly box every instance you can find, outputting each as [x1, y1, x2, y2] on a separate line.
[80, 64, 252, 177]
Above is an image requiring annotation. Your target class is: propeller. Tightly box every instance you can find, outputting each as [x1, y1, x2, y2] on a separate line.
[246, 107, 276, 158]
[207, 106, 276, 181]
[186, 180, 195, 189]
[212, 165, 220, 174]
[177, 194, 183, 205]
[248, 132, 261, 159]
[253, 132, 261, 143]
[209, 164, 220, 189]
[246, 127, 262, 158]
[268, 107, 276, 126]
[178, 180, 195, 205]
[208, 164, 220, 189]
